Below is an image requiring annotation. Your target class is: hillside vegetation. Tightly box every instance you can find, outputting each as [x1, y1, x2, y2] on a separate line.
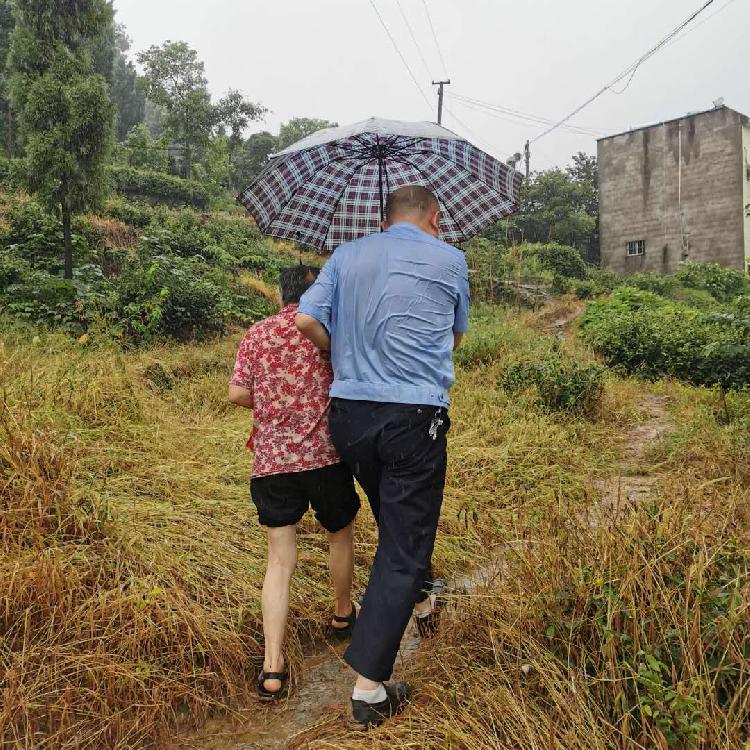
[1, 192, 749, 749]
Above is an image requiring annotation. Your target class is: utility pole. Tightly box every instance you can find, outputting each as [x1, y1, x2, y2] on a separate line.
[432, 79, 450, 125]
[524, 140, 531, 179]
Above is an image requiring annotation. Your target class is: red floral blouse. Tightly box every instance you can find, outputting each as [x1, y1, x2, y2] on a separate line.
[230, 304, 341, 478]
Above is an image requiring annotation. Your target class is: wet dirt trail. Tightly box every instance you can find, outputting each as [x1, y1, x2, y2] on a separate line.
[177, 563, 501, 750]
[178, 306, 674, 750]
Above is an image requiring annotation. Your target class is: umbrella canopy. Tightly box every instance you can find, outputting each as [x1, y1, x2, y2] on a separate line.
[238, 117, 522, 252]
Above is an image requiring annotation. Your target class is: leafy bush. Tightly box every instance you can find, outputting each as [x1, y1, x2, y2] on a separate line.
[502, 354, 605, 416]
[531, 243, 589, 280]
[108, 165, 210, 209]
[0, 262, 83, 333]
[0, 157, 23, 190]
[103, 197, 157, 228]
[674, 262, 750, 302]
[138, 208, 286, 277]
[581, 290, 750, 391]
[0, 199, 97, 274]
[107, 253, 274, 344]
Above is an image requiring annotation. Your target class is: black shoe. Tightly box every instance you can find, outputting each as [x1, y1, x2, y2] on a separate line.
[331, 601, 358, 641]
[351, 681, 411, 729]
[414, 589, 446, 639]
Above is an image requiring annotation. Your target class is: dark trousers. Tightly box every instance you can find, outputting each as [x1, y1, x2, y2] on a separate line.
[329, 398, 450, 682]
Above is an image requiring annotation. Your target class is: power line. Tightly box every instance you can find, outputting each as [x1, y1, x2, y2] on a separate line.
[395, 0, 433, 78]
[650, 0, 740, 55]
[448, 92, 604, 136]
[367, 0, 433, 112]
[532, 0, 717, 143]
[442, 105, 513, 161]
[422, 0, 449, 77]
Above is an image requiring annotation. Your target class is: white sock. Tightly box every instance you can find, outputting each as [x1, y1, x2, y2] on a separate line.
[352, 684, 387, 703]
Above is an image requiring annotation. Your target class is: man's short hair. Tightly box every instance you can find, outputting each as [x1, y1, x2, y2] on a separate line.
[280, 265, 320, 306]
[385, 185, 440, 223]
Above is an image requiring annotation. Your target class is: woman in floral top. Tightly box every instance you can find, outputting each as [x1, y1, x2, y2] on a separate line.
[229, 265, 360, 700]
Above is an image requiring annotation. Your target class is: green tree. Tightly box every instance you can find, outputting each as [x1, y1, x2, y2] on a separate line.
[137, 40, 214, 178]
[0, 0, 15, 155]
[195, 134, 233, 196]
[120, 122, 168, 171]
[109, 22, 145, 140]
[8, 0, 115, 279]
[214, 88, 266, 159]
[566, 151, 599, 261]
[512, 157, 597, 254]
[276, 117, 337, 151]
[232, 130, 276, 190]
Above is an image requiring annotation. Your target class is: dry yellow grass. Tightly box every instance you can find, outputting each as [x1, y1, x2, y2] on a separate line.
[1, 304, 748, 749]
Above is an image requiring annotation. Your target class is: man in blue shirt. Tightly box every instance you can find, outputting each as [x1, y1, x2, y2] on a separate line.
[296, 185, 469, 729]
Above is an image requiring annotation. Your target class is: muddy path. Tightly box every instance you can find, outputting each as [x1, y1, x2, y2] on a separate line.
[176, 562, 501, 750]
[178, 306, 674, 750]
[592, 392, 674, 523]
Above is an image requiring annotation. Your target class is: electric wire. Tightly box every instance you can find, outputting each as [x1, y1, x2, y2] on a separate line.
[395, 0, 433, 78]
[367, 0, 433, 112]
[532, 0, 717, 143]
[421, 0, 449, 77]
[442, 105, 512, 160]
[448, 92, 604, 136]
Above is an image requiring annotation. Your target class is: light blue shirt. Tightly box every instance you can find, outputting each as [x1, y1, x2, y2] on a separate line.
[298, 223, 470, 408]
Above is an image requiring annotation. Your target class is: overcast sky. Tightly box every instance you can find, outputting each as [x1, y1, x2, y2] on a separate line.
[113, 0, 748, 171]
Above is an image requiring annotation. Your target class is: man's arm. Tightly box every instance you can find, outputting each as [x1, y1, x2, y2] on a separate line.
[296, 252, 337, 351]
[228, 384, 254, 409]
[295, 313, 331, 352]
[453, 257, 471, 350]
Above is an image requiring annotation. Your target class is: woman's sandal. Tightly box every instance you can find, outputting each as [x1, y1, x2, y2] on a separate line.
[256, 667, 289, 701]
[331, 602, 358, 640]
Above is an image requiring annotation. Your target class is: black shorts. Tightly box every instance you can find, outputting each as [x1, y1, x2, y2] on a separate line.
[250, 462, 360, 532]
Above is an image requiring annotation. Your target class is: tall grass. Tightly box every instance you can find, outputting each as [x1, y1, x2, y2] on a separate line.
[2, 305, 747, 748]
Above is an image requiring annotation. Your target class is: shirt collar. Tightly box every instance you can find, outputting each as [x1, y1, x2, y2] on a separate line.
[385, 222, 436, 240]
[281, 303, 299, 314]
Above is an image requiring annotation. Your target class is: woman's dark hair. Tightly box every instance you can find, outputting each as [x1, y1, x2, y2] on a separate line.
[279, 265, 320, 305]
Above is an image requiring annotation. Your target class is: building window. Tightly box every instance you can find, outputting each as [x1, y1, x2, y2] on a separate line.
[627, 240, 645, 256]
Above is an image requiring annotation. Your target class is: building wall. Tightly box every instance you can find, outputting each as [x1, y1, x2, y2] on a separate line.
[598, 107, 747, 274]
[743, 125, 750, 271]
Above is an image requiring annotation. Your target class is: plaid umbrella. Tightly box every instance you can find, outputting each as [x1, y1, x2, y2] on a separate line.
[238, 117, 522, 252]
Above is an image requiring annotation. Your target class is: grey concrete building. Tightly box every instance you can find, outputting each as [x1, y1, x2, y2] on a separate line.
[598, 104, 750, 275]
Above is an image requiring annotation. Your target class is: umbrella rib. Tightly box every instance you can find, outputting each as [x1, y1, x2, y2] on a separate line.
[408, 148, 516, 200]
[262, 152, 361, 237]
[392, 155, 469, 241]
[323, 158, 380, 251]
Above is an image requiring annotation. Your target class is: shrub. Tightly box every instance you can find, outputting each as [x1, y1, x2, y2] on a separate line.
[674, 262, 750, 302]
[0, 199, 97, 274]
[531, 243, 589, 280]
[108, 165, 210, 209]
[573, 269, 619, 299]
[103, 197, 156, 229]
[0, 157, 23, 190]
[0, 266, 83, 333]
[581, 292, 750, 391]
[502, 355, 605, 416]
[108, 254, 273, 344]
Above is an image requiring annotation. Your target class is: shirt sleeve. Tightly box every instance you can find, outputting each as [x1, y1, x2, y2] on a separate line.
[230, 332, 255, 392]
[453, 256, 471, 334]
[297, 252, 338, 331]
